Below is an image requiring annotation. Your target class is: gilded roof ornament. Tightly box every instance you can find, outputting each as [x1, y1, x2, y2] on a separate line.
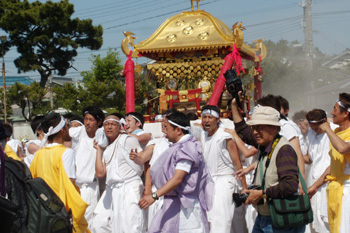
[191, 0, 203, 11]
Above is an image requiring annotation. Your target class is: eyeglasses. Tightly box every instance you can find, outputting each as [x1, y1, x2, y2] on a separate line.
[250, 125, 268, 132]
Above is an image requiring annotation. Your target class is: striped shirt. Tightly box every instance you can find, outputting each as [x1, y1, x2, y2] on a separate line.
[235, 120, 299, 199]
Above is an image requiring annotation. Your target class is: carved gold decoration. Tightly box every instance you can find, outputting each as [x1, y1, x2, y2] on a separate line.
[195, 18, 205, 26]
[135, 63, 143, 76]
[247, 81, 256, 91]
[176, 20, 185, 26]
[121, 31, 139, 58]
[166, 34, 177, 43]
[183, 26, 194, 35]
[248, 67, 258, 79]
[198, 31, 209, 40]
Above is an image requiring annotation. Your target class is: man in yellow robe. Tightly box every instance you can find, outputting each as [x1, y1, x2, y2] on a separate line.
[30, 113, 89, 233]
[307, 93, 350, 233]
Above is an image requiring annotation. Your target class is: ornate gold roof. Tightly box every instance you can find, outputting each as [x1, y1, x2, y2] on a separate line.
[122, 7, 266, 62]
[135, 10, 234, 53]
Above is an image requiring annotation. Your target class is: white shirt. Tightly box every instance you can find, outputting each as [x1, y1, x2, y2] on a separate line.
[70, 125, 103, 183]
[44, 143, 76, 179]
[146, 137, 172, 167]
[307, 129, 331, 182]
[24, 139, 41, 168]
[103, 134, 143, 186]
[7, 139, 22, 153]
[280, 118, 301, 141]
[201, 127, 235, 176]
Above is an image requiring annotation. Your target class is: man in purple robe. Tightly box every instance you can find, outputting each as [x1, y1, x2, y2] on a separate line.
[138, 111, 214, 233]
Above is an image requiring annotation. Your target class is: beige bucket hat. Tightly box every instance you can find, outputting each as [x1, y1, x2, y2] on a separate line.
[246, 106, 281, 126]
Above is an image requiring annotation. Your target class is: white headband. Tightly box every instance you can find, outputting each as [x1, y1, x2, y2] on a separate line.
[103, 118, 126, 125]
[202, 109, 220, 118]
[129, 114, 142, 126]
[40, 116, 66, 147]
[308, 119, 325, 124]
[69, 120, 83, 126]
[168, 120, 191, 133]
[337, 99, 350, 112]
[155, 115, 163, 121]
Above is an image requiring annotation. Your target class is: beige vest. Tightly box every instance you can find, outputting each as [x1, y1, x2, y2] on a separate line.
[254, 137, 293, 216]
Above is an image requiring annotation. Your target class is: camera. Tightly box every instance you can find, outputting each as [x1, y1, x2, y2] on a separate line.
[224, 69, 243, 108]
[232, 185, 264, 208]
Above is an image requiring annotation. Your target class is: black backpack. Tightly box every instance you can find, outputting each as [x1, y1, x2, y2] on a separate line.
[4, 157, 73, 233]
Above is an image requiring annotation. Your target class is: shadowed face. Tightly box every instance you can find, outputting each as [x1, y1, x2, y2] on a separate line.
[84, 113, 100, 135]
[251, 124, 278, 147]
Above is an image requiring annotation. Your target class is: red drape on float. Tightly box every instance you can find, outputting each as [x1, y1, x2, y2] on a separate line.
[254, 56, 262, 101]
[124, 51, 135, 113]
[208, 44, 245, 106]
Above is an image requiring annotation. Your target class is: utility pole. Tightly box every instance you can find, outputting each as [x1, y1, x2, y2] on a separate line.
[300, 0, 314, 70]
[1, 36, 7, 123]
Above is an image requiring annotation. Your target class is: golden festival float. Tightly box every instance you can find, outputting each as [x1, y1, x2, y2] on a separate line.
[121, 0, 266, 120]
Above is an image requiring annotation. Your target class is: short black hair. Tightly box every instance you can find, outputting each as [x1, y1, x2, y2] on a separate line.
[306, 109, 327, 122]
[257, 94, 280, 113]
[186, 112, 198, 121]
[3, 123, 13, 137]
[31, 115, 45, 134]
[126, 112, 145, 129]
[339, 93, 350, 120]
[82, 106, 105, 127]
[68, 115, 84, 126]
[276, 95, 289, 111]
[166, 111, 190, 134]
[40, 113, 63, 141]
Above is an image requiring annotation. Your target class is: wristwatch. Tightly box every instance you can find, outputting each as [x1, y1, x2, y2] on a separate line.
[262, 189, 267, 199]
[152, 192, 159, 200]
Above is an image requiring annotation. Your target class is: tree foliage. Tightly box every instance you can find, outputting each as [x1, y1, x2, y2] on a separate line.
[7, 82, 48, 120]
[54, 48, 125, 113]
[0, 0, 103, 87]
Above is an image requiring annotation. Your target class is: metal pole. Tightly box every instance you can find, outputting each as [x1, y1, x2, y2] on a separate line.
[1, 36, 7, 123]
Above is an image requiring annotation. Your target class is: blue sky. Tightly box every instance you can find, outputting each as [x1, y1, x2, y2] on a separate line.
[3, 0, 350, 80]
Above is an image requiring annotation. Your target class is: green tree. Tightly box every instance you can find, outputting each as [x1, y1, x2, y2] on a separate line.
[53, 82, 84, 114]
[81, 48, 125, 112]
[7, 82, 48, 120]
[0, 0, 103, 88]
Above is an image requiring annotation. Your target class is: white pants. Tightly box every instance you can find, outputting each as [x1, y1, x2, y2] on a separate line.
[311, 184, 329, 233]
[207, 175, 238, 233]
[112, 179, 145, 233]
[91, 179, 146, 233]
[90, 190, 113, 233]
[147, 184, 163, 229]
[340, 186, 350, 233]
[77, 180, 100, 227]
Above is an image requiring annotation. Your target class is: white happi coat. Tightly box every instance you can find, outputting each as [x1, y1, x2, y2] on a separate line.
[201, 127, 240, 233]
[307, 129, 330, 233]
[69, 125, 104, 226]
[91, 134, 145, 233]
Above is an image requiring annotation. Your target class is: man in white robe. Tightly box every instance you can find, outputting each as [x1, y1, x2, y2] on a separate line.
[69, 106, 105, 226]
[91, 114, 145, 233]
[198, 105, 247, 233]
[304, 109, 332, 233]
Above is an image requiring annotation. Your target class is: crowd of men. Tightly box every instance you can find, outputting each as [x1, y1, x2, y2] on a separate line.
[1, 92, 350, 233]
